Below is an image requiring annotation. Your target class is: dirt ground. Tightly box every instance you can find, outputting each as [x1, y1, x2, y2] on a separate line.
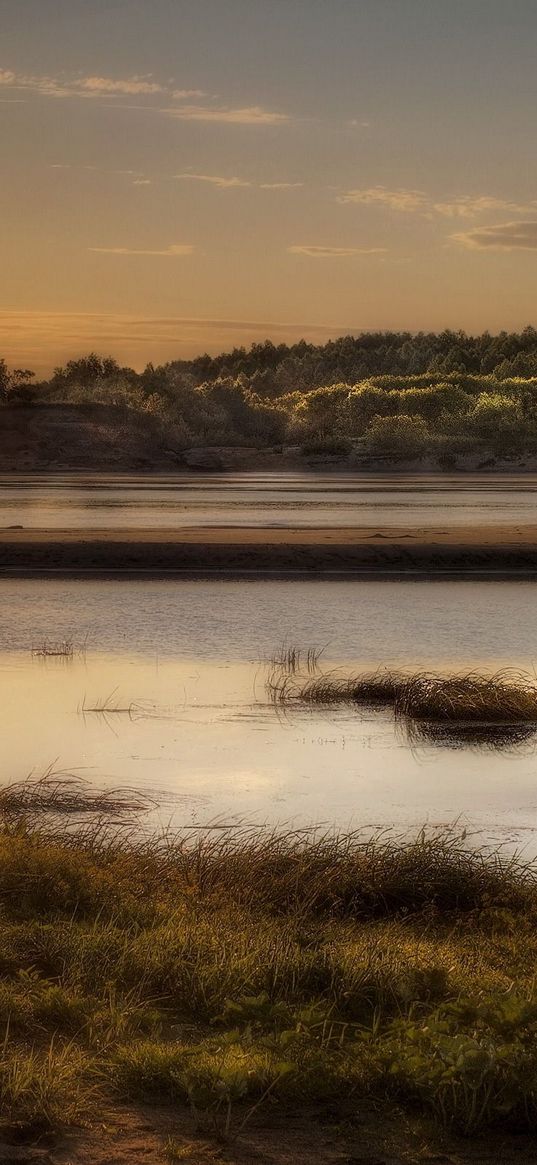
[2, 523, 537, 577]
[5, 1102, 537, 1165]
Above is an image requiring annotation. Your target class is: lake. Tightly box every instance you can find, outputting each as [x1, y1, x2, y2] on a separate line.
[3, 575, 537, 852]
[3, 472, 537, 529]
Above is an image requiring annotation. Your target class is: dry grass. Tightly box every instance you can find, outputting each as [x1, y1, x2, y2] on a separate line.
[0, 815, 537, 1138]
[31, 638, 74, 659]
[267, 662, 537, 749]
[0, 770, 537, 1141]
[267, 666, 402, 707]
[268, 643, 325, 675]
[395, 670, 537, 723]
[0, 773, 153, 820]
[31, 633, 88, 660]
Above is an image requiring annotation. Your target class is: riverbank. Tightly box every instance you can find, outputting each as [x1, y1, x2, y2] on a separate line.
[2, 815, 537, 1163]
[2, 524, 537, 576]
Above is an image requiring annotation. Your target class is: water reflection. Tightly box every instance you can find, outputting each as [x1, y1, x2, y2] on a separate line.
[4, 471, 537, 529]
[1, 648, 537, 852]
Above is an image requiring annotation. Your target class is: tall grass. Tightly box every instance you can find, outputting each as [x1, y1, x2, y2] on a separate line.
[267, 659, 537, 746]
[1, 790, 537, 1138]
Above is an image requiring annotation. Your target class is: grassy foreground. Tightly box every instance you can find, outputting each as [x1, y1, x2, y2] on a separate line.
[1, 815, 537, 1149]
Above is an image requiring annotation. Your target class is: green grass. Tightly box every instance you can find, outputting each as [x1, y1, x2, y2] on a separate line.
[1, 809, 537, 1138]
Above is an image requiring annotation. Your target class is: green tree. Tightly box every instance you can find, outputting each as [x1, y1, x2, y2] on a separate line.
[363, 414, 430, 461]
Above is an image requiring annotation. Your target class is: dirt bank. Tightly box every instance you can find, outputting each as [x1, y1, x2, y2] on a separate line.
[2, 525, 537, 576]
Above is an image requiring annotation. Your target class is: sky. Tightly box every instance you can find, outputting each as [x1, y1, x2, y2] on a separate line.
[2, 0, 537, 373]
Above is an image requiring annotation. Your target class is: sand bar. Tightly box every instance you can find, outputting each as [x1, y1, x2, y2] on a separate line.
[1, 524, 537, 576]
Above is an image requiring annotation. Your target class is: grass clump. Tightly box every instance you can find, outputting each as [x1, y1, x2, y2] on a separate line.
[268, 660, 537, 747]
[0, 809, 537, 1139]
[396, 670, 537, 723]
[0, 772, 152, 821]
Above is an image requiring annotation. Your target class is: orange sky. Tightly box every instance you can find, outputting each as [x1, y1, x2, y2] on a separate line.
[2, 0, 537, 373]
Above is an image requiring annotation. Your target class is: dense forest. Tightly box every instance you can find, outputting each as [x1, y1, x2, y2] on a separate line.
[6, 328, 537, 465]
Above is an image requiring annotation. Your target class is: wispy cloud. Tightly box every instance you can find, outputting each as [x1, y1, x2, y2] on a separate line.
[177, 173, 252, 188]
[434, 196, 534, 218]
[177, 173, 302, 190]
[172, 88, 209, 99]
[0, 66, 167, 100]
[338, 185, 537, 221]
[0, 311, 361, 374]
[89, 243, 195, 257]
[452, 221, 537, 251]
[77, 76, 164, 95]
[288, 245, 386, 257]
[338, 186, 428, 212]
[162, 104, 288, 125]
[0, 66, 288, 127]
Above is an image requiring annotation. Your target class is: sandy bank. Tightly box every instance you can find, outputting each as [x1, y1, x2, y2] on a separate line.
[1, 524, 537, 576]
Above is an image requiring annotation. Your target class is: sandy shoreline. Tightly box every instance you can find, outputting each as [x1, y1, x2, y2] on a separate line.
[1, 524, 537, 577]
[2, 524, 537, 545]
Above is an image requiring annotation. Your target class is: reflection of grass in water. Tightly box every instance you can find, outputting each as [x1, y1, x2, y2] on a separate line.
[31, 638, 74, 659]
[31, 633, 88, 660]
[80, 688, 135, 718]
[268, 642, 326, 675]
[2, 820, 537, 1139]
[401, 717, 537, 752]
[267, 660, 537, 750]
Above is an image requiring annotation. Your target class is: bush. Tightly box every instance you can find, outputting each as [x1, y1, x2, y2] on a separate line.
[363, 414, 430, 461]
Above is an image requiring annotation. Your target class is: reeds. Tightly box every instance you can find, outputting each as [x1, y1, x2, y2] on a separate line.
[269, 643, 325, 675]
[0, 773, 153, 820]
[396, 670, 537, 723]
[266, 658, 537, 747]
[31, 633, 88, 659]
[31, 638, 74, 659]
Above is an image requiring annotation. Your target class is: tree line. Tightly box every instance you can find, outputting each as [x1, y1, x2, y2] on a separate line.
[5, 328, 537, 462]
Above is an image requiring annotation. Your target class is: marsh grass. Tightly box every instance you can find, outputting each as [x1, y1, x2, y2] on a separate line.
[268, 643, 326, 676]
[396, 670, 537, 723]
[31, 633, 88, 660]
[0, 773, 153, 820]
[267, 661, 537, 749]
[79, 688, 138, 721]
[1, 804, 537, 1138]
[31, 639, 74, 659]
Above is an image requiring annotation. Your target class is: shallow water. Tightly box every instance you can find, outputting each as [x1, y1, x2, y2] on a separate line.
[3, 472, 537, 529]
[3, 577, 537, 852]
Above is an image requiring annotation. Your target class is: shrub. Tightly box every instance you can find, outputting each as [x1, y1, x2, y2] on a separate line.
[363, 414, 430, 460]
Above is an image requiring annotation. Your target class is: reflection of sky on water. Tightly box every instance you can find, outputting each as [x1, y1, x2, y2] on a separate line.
[2, 574, 537, 852]
[3, 472, 537, 529]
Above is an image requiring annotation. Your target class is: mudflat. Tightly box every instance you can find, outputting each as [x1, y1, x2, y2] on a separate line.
[1, 524, 537, 575]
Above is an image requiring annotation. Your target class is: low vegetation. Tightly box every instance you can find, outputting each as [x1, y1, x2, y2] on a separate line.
[268, 662, 537, 748]
[8, 328, 537, 465]
[1, 785, 537, 1145]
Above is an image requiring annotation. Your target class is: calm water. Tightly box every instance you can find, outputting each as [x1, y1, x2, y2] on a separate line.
[3, 472, 537, 529]
[3, 577, 537, 851]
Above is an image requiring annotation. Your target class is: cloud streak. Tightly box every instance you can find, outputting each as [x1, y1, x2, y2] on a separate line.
[162, 104, 288, 125]
[0, 311, 361, 374]
[338, 185, 537, 221]
[338, 187, 428, 212]
[288, 244, 386, 257]
[177, 173, 302, 190]
[452, 221, 537, 250]
[0, 67, 286, 126]
[177, 173, 252, 188]
[89, 243, 195, 257]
